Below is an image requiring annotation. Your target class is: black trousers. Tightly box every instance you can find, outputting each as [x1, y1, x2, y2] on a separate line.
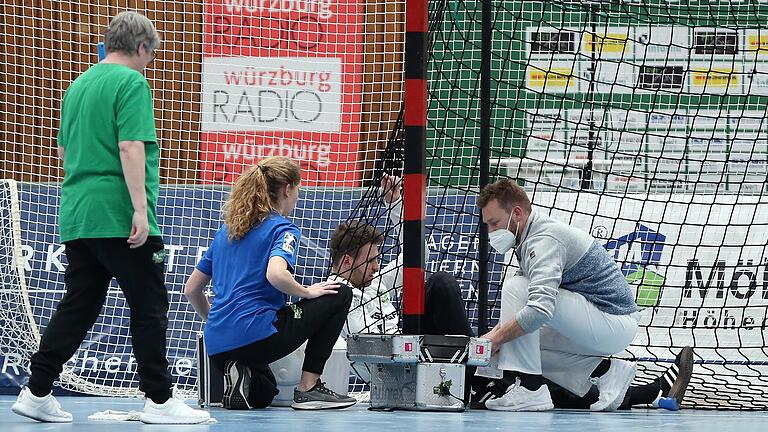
[28, 237, 173, 403]
[423, 272, 475, 337]
[211, 283, 353, 377]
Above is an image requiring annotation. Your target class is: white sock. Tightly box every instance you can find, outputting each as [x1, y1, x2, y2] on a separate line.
[650, 390, 663, 408]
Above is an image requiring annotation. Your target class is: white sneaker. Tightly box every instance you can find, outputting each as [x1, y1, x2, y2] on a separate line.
[139, 392, 211, 424]
[11, 387, 73, 423]
[485, 377, 554, 411]
[590, 359, 636, 412]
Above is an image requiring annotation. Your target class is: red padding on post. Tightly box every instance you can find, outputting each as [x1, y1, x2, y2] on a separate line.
[405, 0, 427, 32]
[404, 79, 427, 127]
[403, 267, 425, 314]
[402, 174, 425, 221]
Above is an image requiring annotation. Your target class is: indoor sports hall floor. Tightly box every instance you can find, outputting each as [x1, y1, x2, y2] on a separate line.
[1, 395, 767, 431]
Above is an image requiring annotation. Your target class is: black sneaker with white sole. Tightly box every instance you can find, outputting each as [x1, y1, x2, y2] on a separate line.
[292, 379, 356, 410]
[468, 376, 506, 410]
[223, 361, 252, 410]
[663, 346, 694, 405]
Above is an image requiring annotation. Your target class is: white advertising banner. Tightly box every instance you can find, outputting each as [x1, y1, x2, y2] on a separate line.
[529, 192, 768, 362]
[201, 56, 342, 132]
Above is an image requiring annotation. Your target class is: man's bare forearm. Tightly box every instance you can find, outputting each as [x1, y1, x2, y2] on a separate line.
[119, 140, 147, 213]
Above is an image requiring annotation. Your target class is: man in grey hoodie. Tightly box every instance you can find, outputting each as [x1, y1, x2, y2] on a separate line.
[477, 179, 640, 412]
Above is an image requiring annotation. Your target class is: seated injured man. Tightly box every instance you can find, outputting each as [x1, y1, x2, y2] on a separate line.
[477, 179, 641, 412]
[338, 174, 473, 339]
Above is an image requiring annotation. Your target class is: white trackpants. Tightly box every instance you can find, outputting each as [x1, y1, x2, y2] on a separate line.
[496, 276, 639, 396]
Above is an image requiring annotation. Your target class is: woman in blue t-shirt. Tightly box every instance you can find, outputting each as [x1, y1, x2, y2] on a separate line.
[184, 156, 355, 411]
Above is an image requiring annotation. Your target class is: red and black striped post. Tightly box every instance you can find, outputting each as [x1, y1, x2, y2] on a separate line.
[402, 0, 427, 335]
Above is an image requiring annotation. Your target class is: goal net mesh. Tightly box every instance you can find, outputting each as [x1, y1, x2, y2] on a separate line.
[1, 0, 767, 410]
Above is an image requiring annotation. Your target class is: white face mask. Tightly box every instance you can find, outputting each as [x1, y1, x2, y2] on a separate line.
[489, 212, 519, 254]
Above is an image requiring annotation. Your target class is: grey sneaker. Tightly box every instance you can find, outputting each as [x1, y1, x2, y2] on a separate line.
[292, 379, 356, 410]
[223, 361, 252, 410]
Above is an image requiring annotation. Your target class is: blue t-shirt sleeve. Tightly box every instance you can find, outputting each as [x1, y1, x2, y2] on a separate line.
[196, 231, 218, 276]
[271, 225, 301, 272]
[197, 247, 213, 276]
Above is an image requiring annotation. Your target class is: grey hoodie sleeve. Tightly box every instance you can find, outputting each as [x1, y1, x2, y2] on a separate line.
[514, 235, 566, 333]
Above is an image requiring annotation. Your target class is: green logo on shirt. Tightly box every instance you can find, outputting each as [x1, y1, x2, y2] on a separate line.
[152, 250, 166, 264]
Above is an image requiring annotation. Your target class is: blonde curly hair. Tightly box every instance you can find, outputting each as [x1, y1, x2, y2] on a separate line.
[224, 156, 301, 241]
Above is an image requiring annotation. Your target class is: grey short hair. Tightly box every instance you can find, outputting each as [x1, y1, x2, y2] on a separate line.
[104, 11, 161, 55]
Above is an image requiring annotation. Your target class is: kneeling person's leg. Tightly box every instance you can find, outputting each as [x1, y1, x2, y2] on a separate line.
[540, 289, 638, 410]
[290, 286, 357, 410]
[485, 276, 553, 411]
[223, 287, 356, 410]
[237, 285, 354, 374]
[496, 276, 543, 377]
[298, 284, 353, 375]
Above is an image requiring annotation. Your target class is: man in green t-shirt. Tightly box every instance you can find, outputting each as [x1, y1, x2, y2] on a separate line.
[11, 11, 209, 425]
